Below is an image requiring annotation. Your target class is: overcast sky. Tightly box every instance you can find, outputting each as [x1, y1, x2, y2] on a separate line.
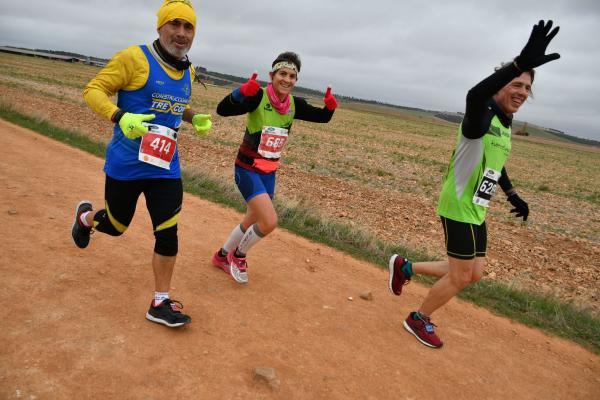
[2, 0, 599, 140]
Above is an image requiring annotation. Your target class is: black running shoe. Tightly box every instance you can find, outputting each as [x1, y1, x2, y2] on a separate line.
[71, 200, 93, 249]
[146, 299, 191, 328]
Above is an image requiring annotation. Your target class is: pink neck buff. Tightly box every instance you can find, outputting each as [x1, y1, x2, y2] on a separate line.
[266, 83, 291, 115]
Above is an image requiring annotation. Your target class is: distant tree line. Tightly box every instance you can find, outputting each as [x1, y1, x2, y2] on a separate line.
[434, 113, 463, 124]
[548, 130, 600, 147]
[196, 68, 430, 112]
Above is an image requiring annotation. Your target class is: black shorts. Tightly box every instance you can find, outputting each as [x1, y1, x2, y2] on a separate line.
[440, 216, 487, 260]
[103, 175, 183, 232]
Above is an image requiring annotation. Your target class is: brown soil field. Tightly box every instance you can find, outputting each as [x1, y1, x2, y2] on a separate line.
[2, 117, 600, 399]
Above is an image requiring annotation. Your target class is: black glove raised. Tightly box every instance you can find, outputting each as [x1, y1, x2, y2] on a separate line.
[515, 20, 560, 70]
[507, 193, 529, 221]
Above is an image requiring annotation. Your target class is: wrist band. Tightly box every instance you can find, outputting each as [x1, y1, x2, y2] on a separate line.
[112, 110, 125, 123]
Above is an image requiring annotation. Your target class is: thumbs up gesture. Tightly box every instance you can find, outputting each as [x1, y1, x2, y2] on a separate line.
[323, 85, 337, 111]
[239, 71, 260, 97]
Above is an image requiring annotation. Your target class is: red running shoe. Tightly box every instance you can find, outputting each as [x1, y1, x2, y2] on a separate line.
[403, 312, 443, 348]
[226, 251, 248, 284]
[212, 250, 229, 271]
[388, 254, 411, 296]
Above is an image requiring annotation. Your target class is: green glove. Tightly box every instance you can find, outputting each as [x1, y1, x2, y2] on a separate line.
[119, 112, 155, 139]
[192, 113, 212, 136]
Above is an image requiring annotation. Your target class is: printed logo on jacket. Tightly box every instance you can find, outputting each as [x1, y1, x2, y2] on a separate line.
[150, 92, 189, 115]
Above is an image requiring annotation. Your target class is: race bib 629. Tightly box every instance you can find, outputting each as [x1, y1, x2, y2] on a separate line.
[472, 167, 501, 208]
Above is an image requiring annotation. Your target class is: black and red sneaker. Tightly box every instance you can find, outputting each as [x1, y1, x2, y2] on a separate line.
[71, 200, 93, 249]
[146, 299, 191, 328]
[388, 254, 411, 296]
[403, 311, 443, 348]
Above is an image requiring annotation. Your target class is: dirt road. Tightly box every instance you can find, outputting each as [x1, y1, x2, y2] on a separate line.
[1, 119, 599, 399]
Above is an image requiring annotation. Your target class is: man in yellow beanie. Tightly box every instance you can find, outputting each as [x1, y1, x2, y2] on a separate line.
[74, 0, 211, 328]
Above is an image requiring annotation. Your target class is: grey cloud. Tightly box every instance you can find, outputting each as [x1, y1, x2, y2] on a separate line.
[1, 0, 599, 139]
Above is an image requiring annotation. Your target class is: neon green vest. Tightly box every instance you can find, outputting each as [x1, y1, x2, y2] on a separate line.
[437, 116, 512, 224]
[246, 89, 295, 134]
[237, 89, 296, 173]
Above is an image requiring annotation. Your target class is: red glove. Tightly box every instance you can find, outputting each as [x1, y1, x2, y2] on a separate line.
[239, 71, 260, 97]
[323, 86, 337, 111]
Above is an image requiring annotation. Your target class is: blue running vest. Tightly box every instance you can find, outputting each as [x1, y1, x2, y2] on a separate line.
[104, 45, 192, 180]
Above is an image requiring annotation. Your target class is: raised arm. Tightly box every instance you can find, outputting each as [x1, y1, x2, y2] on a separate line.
[462, 20, 560, 139]
[294, 85, 337, 122]
[216, 72, 262, 116]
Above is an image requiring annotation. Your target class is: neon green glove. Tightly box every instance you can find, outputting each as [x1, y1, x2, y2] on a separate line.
[119, 112, 155, 139]
[192, 113, 212, 136]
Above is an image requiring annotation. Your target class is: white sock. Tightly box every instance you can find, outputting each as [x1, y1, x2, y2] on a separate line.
[154, 292, 169, 306]
[80, 211, 92, 227]
[222, 224, 246, 254]
[236, 224, 265, 256]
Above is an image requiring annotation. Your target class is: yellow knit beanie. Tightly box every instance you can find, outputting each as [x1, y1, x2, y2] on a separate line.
[156, 0, 196, 31]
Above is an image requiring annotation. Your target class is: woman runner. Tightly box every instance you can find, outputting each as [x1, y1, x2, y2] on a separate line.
[211, 51, 337, 283]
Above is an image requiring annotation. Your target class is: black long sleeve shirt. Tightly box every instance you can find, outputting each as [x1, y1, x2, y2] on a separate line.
[217, 89, 334, 123]
[461, 63, 523, 193]
[217, 88, 334, 173]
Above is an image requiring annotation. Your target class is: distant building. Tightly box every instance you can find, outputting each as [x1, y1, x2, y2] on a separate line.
[84, 56, 107, 67]
[0, 46, 78, 62]
[0, 46, 107, 67]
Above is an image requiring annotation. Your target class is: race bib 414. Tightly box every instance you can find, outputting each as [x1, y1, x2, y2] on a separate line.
[138, 123, 178, 170]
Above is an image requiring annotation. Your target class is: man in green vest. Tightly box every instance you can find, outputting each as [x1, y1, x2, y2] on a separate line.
[388, 20, 560, 348]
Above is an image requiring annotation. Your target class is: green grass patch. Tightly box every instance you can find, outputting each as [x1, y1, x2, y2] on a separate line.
[182, 169, 245, 212]
[459, 280, 600, 353]
[271, 198, 426, 265]
[2, 107, 599, 355]
[0, 104, 105, 157]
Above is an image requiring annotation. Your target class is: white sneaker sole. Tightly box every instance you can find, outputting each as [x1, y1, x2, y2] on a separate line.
[388, 254, 398, 295]
[230, 265, 248, 284]
[145, 313, 189, 328]
[403, 320, 441, 348]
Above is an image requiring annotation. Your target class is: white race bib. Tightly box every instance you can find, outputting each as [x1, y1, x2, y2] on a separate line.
[138, 123, 178, 170]
[257, 126, 289, 159]
[472, 167, 501, 208]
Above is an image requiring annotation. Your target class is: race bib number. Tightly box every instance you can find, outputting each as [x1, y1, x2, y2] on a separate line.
[138, 123, 177, 170]
[472, 167, 501, 208]
[257, 126, 288, 159]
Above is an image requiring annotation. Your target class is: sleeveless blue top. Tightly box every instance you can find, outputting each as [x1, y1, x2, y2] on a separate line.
[104, 45, 191, 180]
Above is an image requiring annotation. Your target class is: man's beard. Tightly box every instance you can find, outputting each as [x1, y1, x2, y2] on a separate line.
[162, 41, 189, 60]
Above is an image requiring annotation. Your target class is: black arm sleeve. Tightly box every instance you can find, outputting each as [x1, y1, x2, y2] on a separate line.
[498, 167, 514, 194]
[294, 97, 334, 123]
[462, 63, 522, 139]
[216, 90, 263, 116]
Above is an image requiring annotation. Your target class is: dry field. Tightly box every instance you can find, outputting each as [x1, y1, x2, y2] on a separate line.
[1, 52, 599, 314]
